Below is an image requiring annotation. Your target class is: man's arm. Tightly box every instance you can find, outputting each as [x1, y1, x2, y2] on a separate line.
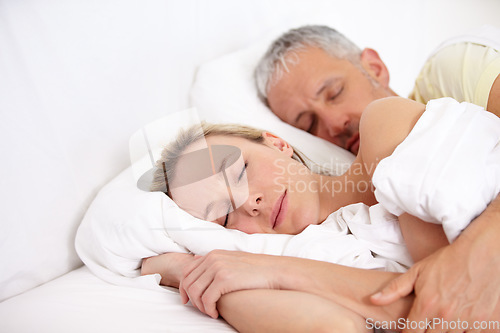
[372, 194, 500, 333]
[362, 91, 500, 332]
[487, 74, 500, 116]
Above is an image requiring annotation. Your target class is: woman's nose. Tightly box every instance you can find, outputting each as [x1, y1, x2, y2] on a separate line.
[242, 193, 263, 217]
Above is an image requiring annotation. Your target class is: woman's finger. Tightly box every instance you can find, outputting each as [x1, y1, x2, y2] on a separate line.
[179, 255, 206, 303]
[181, 253, 226, 314]
[201, 282, 222, 319]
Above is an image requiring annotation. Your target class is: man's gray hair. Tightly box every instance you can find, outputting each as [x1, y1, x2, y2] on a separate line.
[254, 25, 362, 104]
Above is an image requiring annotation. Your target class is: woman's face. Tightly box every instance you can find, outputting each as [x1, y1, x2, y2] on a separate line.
[169, 133, 323, 235]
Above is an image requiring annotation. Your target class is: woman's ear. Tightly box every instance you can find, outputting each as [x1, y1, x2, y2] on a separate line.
[360, 48, 390, 88]
[262, 132, 294, 157]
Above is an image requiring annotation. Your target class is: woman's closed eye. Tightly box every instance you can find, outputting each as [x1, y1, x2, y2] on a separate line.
[211, 201, 231, 227]
[215, 161, 249, 228]
[223, 200, 233, 227]
[223, 162, 247, 227]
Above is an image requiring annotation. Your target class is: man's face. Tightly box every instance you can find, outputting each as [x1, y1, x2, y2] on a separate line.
[267, 47, 394, 154]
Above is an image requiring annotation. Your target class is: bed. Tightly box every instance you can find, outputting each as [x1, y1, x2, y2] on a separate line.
[1, 0, 499, 332]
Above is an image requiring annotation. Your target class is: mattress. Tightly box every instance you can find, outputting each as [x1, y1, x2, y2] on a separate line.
[0, 266, 235, 333]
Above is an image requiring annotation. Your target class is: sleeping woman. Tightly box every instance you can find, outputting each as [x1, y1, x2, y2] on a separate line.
[141, 96, 500, 332]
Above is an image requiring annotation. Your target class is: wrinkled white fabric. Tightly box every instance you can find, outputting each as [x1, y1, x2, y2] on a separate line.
[373, 98, 500, 242]
[282, 203, 412, 272]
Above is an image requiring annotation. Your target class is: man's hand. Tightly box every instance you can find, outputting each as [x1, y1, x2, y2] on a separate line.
[371, 217, 500, 333]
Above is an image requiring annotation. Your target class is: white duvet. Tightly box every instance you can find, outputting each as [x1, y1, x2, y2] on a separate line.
[75, 98, 500, 289]
[373, 98, 500, 242]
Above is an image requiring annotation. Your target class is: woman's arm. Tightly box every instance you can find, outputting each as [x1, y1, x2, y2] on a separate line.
[142, 251, 413, 321]
[179, 250, 413, 322]
[398, 213, 448, 262]
[218, 289, 371, 333]
[141, 252, 393, 332]
[141, 252, 194, 288]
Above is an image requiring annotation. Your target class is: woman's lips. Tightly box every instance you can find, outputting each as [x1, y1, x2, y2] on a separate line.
[271, 190, 288, 229]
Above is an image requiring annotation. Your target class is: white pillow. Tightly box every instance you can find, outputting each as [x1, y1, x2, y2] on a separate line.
[75, 165, 296, 288]
[74, 167, 180, 291]
[190, 36, 355, 175]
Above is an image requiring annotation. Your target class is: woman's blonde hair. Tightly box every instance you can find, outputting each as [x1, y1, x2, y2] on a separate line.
[150, 122, 328, 194]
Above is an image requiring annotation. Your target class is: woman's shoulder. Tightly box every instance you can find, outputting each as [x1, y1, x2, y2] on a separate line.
[359, 97, 425, 174]
[360, 97, 425, 130]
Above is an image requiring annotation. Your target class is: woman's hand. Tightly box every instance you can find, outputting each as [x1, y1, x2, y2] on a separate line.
[178, 250, 413, 322]
[141, 252, 195, 288]
[179, 250, 284, 319]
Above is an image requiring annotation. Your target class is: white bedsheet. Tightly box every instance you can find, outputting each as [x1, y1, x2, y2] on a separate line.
[0, 266, 235, 333]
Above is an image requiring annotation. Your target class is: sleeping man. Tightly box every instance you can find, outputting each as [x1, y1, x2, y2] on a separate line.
[253, 25, 500, 333]
[255, 25, 500, 155]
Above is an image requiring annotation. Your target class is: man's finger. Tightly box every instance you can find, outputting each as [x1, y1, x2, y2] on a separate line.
[371, 267, 419, 305]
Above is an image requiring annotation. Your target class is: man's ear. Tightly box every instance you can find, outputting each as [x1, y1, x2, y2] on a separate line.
[360, 48, 390, 88]
[262, 132, 294, 157]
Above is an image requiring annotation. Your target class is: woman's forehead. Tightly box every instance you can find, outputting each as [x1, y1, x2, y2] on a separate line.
[184, 135, 248, 153]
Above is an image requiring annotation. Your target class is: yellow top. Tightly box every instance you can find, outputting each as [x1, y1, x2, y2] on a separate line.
[409, 41, 500, 108]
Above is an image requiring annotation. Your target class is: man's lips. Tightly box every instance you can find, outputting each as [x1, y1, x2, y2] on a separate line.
[271, 190, 287, 229]
[346, 132, 360, 154]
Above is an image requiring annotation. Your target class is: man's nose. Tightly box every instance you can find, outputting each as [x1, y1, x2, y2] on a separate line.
[317, 108, 350, 139]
